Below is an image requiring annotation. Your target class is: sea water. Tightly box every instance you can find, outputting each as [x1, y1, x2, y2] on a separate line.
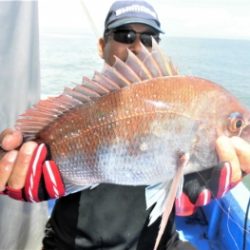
[40, 31, 250, 107]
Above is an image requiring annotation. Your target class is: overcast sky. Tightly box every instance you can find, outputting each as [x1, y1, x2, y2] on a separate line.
[38, 0, 250, 40]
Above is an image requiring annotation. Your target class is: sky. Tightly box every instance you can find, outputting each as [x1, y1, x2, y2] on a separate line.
[38, 0, 250, 40]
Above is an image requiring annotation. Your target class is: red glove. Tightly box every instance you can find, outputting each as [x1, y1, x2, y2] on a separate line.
[175, 162, 241, 216]
[4, 144, 65, 202]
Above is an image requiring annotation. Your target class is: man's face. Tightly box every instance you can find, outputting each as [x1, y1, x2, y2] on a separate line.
[99, 23, 159, 66]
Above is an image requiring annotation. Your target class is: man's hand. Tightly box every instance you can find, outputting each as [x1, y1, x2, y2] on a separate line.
[216, 136, 250, 182]
[175, 136, 250, 216]
[0, 129, 65, 201]
[0, 129, 35, 193]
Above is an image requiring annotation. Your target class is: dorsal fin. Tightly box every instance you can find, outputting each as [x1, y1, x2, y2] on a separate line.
[137, 42, 162, 77]
[82, 76, 110, 95]
[113, 56, 142, 83]
[93, 71, 120, 90]
[125, 49, 153, 80]
[102, 64, 132, 87]
[151, 39, 178, 76]
[16, 38, 177, 140]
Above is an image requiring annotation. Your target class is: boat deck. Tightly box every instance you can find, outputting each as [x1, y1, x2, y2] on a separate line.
[176, 209, 222, 250]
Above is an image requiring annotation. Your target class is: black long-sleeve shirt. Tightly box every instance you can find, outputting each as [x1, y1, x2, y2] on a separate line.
[42, 184, 196, 250]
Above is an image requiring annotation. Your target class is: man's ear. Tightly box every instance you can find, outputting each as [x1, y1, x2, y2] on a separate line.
[98, 38, 105, 59]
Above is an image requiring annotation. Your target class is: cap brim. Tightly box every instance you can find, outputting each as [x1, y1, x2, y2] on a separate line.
[107, 18, 164, 33]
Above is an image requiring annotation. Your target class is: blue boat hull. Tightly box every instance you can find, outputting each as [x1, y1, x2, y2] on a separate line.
[176, 182, 250, 249]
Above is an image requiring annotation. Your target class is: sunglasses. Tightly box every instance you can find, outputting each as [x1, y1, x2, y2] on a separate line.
[110, 29, 160, 47]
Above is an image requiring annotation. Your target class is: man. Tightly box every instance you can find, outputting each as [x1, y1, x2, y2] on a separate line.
[0, 1, 250, 249]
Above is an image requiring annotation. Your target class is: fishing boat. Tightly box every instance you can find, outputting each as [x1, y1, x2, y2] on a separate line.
[177, 182, 250, 249]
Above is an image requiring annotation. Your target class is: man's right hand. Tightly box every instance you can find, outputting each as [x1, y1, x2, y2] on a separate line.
[0, 129, 36, 194]
[0, 129, 65, 201]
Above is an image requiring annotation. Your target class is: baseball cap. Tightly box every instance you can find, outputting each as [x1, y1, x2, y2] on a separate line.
[104, 0, 164, 33]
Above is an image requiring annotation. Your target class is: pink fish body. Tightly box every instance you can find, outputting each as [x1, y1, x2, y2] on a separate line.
[14, 41, 250, 192]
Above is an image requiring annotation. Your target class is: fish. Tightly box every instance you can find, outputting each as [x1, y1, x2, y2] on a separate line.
[2, 39, 250, 249]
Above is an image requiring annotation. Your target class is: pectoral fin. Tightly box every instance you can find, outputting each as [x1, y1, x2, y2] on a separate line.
[153, 153, 189, 250]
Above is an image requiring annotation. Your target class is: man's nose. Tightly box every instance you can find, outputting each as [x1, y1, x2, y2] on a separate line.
[129, 36, 142, 55]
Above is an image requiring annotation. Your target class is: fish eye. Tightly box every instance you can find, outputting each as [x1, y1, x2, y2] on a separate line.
[235, 119, 243, 128]
[227, 112, 244, 133]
